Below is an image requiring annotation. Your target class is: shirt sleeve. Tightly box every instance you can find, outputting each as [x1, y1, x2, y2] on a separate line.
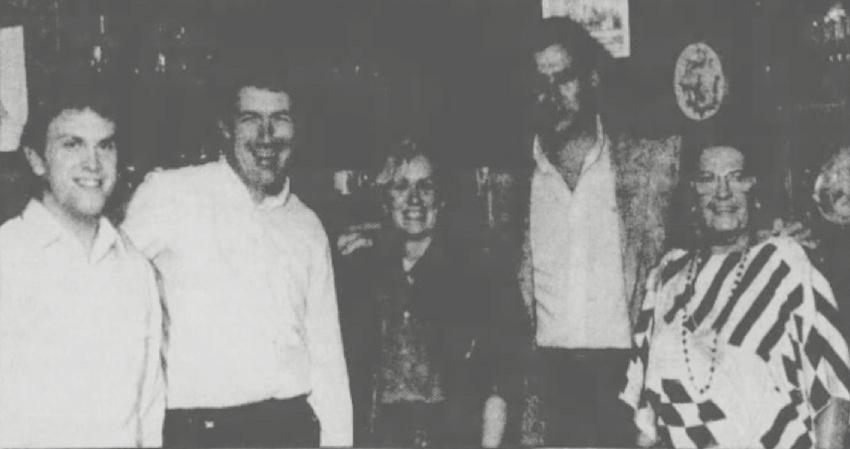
[122, 172, 174, 260]
[305, 236, 353, 447]
[798, 256, 850, 414]
[620, 260, 663, 441]
[136, 264, 166, 447]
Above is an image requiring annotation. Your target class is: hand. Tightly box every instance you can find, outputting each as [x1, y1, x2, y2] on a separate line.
[481, 394, 507, 448]
[757, 218, 817, 250]
[335, 223, 380, 256]
[637, 431, 661, 448]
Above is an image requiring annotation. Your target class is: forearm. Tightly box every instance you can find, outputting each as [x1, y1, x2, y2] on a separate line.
[308, 245, 353, 446]
[815, 398, 850, 449]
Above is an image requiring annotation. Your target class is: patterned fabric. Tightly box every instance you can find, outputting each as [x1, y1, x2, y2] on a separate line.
[621, 237, 850, 449]
[379, 277, 445, 404]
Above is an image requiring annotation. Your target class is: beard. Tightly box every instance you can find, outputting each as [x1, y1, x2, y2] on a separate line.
[532, 92, 598, 157]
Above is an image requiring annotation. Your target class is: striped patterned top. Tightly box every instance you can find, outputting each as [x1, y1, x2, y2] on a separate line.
[621, 237, 850, 449]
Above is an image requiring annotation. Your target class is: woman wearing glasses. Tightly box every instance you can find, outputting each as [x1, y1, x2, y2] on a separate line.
[621, 145, 850, 449]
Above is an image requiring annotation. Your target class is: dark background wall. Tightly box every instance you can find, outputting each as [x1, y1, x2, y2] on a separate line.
[2, 0, 848, 225]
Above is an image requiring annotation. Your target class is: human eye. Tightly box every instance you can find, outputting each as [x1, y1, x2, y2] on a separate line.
[98, 138, 117, 152]
[552, 69, 578, 86]
[727, 171, 745, 182]
[696, 172, 715, 184]
[418, 179, 436, 194]
[236, 113, 260, 124]
[61, 137, 84, 150]
[272, 112, 292, 124]
[391, 179, 409, 192]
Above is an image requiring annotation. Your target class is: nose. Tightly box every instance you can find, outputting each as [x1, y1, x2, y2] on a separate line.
[715, 175, 732, 199]
[82, 145, 102, 171]
[408, 187, 424, 206]
[258, 119, 273, 143]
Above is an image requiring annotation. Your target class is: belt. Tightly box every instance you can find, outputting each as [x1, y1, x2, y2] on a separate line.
[166, 395, 312, 426]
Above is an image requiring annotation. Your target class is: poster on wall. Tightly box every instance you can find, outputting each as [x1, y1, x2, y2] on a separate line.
[1, 25, 28, 153]
[541, 0, 630, 58]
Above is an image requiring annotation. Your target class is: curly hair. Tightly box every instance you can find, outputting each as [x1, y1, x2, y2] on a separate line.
[21, 82, 118, 156]
[528, 16, 610, 79]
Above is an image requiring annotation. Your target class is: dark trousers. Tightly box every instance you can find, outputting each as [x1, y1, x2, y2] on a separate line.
[374, 402, 444, 448]
[163, 396, 320, 447]
[537, 347, 634, 448]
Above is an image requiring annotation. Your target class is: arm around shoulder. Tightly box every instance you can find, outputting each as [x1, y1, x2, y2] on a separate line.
[122, 171, 178, 259]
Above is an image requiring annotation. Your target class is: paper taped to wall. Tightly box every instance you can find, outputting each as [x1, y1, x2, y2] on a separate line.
[541, 0, 630, 59]
[1, 25, 28, 152]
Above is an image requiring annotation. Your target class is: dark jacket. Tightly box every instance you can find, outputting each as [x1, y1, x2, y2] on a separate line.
[334, 229, 527, 446]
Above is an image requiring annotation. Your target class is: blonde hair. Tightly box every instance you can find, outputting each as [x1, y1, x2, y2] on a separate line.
[374, 137, 443, 206]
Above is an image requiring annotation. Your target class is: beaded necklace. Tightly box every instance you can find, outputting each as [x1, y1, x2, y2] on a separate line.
[679, 246, 752, 395]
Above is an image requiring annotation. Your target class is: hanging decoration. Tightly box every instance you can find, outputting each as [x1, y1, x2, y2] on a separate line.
[674, 42, 728, 122]
[813, 147, 850, 226]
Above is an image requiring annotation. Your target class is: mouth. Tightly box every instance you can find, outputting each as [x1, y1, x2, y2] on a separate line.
[73, 177, 105, 190]
[403, 209, 426, 221]
[253, 148, 281, 168]
[710, 204, 738, 214]
[251, 143, 291, 169]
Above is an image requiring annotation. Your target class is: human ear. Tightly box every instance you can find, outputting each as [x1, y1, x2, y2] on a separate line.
[217, 118, 232, 141]
[23, 146, 47, 177]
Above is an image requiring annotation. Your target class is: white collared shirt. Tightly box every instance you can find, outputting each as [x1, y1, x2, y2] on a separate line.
[122, 159, 352, 447]
[0, 201, 165, 448]
[530, 118, 631, 349]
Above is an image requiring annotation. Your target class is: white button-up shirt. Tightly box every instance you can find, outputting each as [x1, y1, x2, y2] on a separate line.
[530, 119, 631, 349]
[0, 201, 165, 448]
[122, 160, 352, 446]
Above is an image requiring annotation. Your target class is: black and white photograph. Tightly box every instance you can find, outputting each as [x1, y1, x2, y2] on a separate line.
[1, 0, 850, 448]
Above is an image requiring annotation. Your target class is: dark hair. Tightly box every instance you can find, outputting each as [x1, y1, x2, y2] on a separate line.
[213, 48, 296, 119]
[528, 16, 610, 79]
[683, 135, 758, 186]
[20, 82, 118, 155]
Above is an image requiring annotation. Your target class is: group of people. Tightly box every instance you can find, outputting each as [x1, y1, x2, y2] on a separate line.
[2, 15, 850, 449]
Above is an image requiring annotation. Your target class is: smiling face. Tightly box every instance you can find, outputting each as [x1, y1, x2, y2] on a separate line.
[25, 108, 118, 223]
[532, 43, 598, 151]
[694, 146, 756, 240]
[225, 86, 294, 197]
[386, 155, 440, 240]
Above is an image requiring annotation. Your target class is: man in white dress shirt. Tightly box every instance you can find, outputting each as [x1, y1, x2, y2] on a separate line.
[123, 62, 352, 447]
[0, 86, 166, 448]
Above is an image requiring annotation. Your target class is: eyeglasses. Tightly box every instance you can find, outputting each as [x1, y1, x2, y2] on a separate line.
[693, 171, 754, 195]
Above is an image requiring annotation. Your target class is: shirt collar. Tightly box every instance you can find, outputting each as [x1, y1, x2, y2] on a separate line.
[533, 115, 607, 176]
[21, 199, 124, 260]
[218, 158, 291, 210]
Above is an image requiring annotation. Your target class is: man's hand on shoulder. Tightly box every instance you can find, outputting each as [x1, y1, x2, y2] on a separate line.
[757, 218, 817, 250]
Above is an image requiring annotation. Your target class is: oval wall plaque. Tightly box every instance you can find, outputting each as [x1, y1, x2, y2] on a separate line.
[674, 42, 728, 121]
